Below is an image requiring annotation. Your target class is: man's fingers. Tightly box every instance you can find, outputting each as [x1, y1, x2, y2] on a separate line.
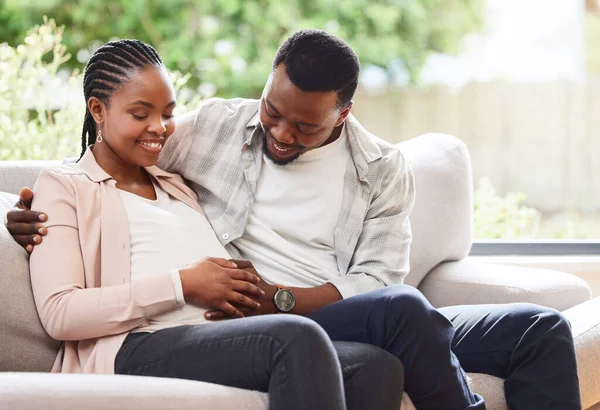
[229, 268, 260, 284]
[12, 234, 43, 248]
[205, 310, 228, 320]
[218, 302, 245, 319]
[19, 187, 34, 209]
[6, 219, 46, 236]
[228, 259, 254, 269]
[7, 210, 47, 224]
[231, 280, 265, 297]
[228, 291, 260, 310]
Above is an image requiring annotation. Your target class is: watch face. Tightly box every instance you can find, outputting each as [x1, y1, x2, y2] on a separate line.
[274, 289, 295, 313]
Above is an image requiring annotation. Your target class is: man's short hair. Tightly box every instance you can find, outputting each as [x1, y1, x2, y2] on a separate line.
[273, 29, 360, 109]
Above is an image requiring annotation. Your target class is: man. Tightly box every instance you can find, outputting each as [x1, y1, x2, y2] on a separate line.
[7, 29, 581, 409]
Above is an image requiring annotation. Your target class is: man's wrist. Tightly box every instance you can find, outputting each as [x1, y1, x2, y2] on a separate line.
[272, 284, 296, 313]
[265, 283, 279, 314]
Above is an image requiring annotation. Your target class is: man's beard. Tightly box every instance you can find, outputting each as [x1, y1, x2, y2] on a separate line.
[261, 129, 301, 166]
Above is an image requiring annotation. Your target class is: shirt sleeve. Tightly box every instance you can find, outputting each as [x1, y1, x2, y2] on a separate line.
[328, 149, 416, 298]
[157, 108, 198, 173]
[170, 269, 186, 305]
[29, 169, 185, 342]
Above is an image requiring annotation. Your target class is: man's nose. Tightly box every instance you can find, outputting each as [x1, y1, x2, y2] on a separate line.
[270, 123, 294, 145]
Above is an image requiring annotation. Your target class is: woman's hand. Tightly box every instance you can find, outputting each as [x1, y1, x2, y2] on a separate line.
[178, 257, 265, 318]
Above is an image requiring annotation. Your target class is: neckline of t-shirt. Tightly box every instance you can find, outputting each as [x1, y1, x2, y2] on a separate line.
[292, 125, 349, 163]
[117, 179, 164, 203]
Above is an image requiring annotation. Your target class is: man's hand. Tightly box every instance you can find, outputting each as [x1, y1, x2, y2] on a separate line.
[179, 257, 266, 319]
[6, 187, 47, 253]
[205, 260, 278, 321]
[205, 260, 344, 320]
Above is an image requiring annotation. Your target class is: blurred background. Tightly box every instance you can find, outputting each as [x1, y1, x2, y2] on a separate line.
[0, 0, 598, 240]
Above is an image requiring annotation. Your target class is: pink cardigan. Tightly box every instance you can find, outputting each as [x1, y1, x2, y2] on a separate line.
[29, 147, 204, 374]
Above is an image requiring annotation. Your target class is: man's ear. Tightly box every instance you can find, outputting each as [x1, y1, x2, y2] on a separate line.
[335, 101, 354, 127]
[87, 97, 106, 125]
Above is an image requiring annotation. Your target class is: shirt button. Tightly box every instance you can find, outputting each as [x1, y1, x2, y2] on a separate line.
[222, 233, 230, 240]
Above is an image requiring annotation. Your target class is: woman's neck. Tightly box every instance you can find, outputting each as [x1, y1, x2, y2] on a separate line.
[90, 143, 150, 187]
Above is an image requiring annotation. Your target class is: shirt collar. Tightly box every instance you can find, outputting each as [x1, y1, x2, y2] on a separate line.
[242, 109, 263, 149]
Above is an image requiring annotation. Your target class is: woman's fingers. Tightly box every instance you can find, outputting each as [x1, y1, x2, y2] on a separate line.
[205, 257, 238, 268]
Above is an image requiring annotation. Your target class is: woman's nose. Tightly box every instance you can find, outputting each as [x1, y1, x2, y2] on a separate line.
[148, 117, 167, 135]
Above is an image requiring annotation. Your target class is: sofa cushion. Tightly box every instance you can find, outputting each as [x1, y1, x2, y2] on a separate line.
[0, 373, 269, 410]
[0, 192, 60, 371]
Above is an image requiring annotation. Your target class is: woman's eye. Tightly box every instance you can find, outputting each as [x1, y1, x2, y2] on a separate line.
[163, 114, 174, 120]
[132, 114, 148, 120]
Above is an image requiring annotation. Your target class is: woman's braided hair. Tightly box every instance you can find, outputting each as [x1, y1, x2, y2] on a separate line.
[80, 39, 163, 158]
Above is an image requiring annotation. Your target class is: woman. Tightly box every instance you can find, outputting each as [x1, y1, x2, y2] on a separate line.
[28, 39, 349, 410]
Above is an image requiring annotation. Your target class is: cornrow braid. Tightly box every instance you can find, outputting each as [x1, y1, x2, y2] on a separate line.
[79, 39, 164, 158]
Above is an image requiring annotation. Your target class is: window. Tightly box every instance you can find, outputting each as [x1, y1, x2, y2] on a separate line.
[352, 0, 600, 251]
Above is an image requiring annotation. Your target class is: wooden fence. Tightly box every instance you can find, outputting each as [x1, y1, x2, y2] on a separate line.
[353, 80, 600, 213]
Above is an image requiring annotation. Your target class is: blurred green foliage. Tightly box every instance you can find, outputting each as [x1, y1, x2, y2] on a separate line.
[0, 19, 202, 161]
[0, 0, 485, 97]
[473, 177, 541, 239]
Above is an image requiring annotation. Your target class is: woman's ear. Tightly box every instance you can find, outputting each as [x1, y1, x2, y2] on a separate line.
[87, 97, 106, 125]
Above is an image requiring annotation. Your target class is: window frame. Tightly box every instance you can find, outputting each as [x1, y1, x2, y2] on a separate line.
[470, 240, 600, 256]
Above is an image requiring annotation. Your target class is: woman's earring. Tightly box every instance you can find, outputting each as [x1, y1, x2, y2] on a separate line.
[96, 130, 103, 143]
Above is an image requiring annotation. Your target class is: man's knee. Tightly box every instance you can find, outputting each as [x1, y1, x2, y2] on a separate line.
[372, 285, 435, 319]
[525, 304, 572, 335]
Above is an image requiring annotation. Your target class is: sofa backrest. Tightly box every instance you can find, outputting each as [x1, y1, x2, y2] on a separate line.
[0, 160, 61, 195]
[0, 133, 474, 371]
[0, 134, 474, 287]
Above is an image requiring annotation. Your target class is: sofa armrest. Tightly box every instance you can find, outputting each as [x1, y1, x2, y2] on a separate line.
[563, 298, 600, 409]
[398, 133, 474, 288]
[0, 373, 268, 410]
[418, 259, 592, 310]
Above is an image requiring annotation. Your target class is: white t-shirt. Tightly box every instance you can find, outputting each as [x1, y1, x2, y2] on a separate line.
[119, 181, 231, 331]
[234, 128, 352, 287]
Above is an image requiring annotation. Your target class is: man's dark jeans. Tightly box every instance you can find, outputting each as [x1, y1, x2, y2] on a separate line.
[308, 285, 581, 410]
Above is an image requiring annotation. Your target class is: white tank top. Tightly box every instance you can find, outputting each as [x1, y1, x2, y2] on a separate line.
[118, 180, 231, 331]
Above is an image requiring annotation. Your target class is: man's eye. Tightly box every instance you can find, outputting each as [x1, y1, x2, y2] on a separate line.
[298, 127, 317, 135]
[265, 106, 278, 118]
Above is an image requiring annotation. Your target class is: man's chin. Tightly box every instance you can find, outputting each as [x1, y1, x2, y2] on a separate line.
[262, 139, 301, 166]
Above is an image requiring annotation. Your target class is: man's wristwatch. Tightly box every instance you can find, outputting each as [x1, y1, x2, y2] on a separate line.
[273, 284, 295, 313]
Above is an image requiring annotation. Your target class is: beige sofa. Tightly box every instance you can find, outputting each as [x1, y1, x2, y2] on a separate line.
[1, 133, 599, 409]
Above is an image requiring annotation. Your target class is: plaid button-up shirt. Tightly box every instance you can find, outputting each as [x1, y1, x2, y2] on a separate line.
[158, 98, 415, 298]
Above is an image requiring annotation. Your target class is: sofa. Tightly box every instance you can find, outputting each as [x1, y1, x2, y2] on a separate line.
[1, 133, 599, 410]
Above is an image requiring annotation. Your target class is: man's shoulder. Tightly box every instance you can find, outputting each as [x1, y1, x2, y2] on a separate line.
[193, 97, 260, 124]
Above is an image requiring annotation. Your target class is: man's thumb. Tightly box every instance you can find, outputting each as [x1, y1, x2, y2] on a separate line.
[19, 187, 34, 208]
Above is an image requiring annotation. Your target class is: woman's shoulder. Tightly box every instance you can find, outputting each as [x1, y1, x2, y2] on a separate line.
[35, 163, 99, 196]
[40, 162, 100, 181]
